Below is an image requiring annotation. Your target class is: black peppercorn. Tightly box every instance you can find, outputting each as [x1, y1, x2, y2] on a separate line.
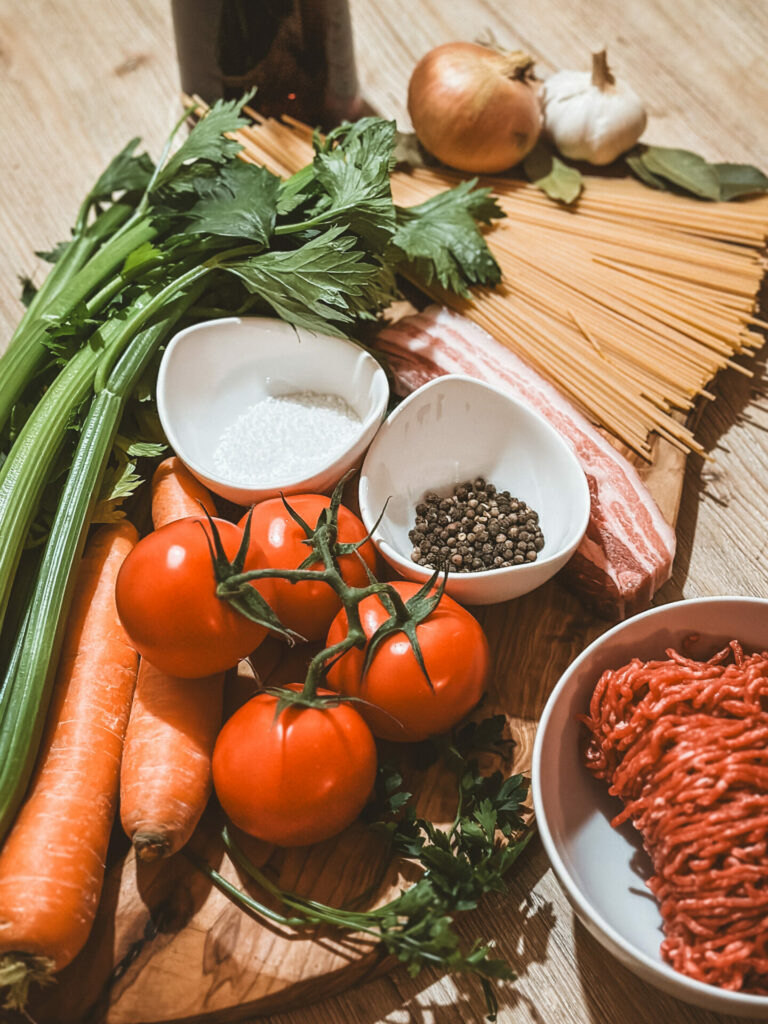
[408, 478, 545, 574]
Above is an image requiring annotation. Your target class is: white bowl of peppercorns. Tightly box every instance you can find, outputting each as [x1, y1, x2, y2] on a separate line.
[358, 375, 591, 605]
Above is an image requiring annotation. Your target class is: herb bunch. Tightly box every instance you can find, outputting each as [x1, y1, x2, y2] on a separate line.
[190, 715, 533, 1022]
[0, 95, 504, 843]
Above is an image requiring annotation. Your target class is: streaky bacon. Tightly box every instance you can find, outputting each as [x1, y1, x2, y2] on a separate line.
[374, 306, 676, 618]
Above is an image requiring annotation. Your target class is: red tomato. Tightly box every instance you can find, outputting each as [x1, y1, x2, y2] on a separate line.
[239, 494, 376, 641]
[325, 581, 489, 742]
[212, 686, 377, 846]
[116, 516, 276, 678]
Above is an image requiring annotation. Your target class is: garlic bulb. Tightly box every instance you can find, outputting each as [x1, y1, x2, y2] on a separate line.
[542, 50, 647, 165]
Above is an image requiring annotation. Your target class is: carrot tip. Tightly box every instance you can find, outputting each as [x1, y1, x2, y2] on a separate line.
[0, 953, 55, 1011]
[134, 833, 172, 862]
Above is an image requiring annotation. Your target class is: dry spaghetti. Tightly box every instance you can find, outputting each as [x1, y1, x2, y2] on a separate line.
[193, 95, 768, 460]
[581, 642, 768, 992]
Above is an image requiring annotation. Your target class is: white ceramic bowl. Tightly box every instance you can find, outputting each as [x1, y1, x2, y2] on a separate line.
[358, 375, 590, 605]
[533, 596, 768, 1017]
[157, 317, 389, 505]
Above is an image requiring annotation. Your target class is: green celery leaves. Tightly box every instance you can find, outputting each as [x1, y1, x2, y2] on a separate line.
[224, 226, 395, 334]
[393, 179, 504, 296]
[183, 162, 281, 246]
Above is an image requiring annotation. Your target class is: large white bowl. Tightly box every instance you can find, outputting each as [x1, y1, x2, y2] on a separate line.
[358, 375, 590, 605]
[533, 596, 768, 1017]
[157, 317, 389, 505]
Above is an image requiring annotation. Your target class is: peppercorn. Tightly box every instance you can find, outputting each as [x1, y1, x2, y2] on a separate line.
[408, 478, 545, 573]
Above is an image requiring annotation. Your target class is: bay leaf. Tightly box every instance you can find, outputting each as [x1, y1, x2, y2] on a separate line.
[640, 146, 721, 200]
[714, 162, 768, 200]
[523, 143, 583, 205]
[625, 150, 666, 190]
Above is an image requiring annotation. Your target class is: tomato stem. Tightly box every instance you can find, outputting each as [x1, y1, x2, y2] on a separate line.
[208, 478, 447, 707]
[302, 633, 360, 700]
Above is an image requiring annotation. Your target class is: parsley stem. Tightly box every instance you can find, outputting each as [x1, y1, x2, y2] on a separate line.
[272, 213, 336, 236]
[184, 850, 306, 929]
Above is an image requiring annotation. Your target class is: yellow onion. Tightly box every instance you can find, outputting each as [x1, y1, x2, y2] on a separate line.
[407, 42, 542, 173]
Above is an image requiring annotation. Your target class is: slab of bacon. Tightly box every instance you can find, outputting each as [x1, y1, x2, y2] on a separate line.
[374, 307, 676, 619]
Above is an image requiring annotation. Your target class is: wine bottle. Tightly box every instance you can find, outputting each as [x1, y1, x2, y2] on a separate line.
[171, 0, 362, 127]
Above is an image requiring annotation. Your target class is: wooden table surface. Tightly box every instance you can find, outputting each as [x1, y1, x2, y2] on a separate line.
[1, 2, 767, 1023]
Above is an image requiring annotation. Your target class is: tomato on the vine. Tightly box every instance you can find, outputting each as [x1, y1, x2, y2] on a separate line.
[116, 516, 276, 678]
[239, 494, 376, 641]
[212, 686, 377, 846]
[325, 581, 490, 742]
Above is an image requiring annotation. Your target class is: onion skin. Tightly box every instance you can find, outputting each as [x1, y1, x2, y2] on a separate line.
[407, 42, 542, 173]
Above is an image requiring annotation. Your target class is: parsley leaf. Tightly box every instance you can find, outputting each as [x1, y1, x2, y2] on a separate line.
[309, 118, 398, 248]
[92, 422, 167, 524]
[92, 442, 142, 524]
[42, 301, 104, 364]
[18, 276, 37, 309]
[35, 240, 72, 265]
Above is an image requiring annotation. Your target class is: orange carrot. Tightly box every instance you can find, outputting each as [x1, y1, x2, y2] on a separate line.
[151, 456, 216, 530]
[0, 523, 138, 992]
[120, 459, 223, 861]
[120, 661, 224, 860]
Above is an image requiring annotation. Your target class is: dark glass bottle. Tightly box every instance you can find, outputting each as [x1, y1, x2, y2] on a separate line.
[171, 0, 362, 127]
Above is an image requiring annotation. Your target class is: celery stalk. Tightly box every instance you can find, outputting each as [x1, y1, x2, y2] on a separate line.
[0, 220, 158, 431]
[14, 202, 135, 335]
[0, 263, 206, 637]
[0, 283, 204, 841]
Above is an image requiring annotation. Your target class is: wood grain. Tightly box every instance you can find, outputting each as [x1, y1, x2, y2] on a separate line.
[1, 1, 767, 1023]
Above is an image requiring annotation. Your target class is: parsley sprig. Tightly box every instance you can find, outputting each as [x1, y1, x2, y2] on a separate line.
[189, 716, 533, 1021]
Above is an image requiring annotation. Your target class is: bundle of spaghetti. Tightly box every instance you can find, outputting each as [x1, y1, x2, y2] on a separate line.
[581, 643, 768, 992]
[189, 97, 768, 458]
[391, 168, 768, 457]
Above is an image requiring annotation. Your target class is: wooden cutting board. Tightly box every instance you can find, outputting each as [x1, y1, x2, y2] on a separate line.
[26, 434, 686, 1024]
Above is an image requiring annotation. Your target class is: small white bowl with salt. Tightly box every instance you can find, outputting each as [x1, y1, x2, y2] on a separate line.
[157, 317, 389, 505]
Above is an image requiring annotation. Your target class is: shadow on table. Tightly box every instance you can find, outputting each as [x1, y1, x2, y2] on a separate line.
[260, 836, 555, 1024]
[658, 290, 768, 603]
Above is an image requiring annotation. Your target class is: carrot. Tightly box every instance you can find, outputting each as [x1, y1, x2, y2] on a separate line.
[120, 459, 223, 861]
[151, 455, 216, 530]
[0, 523, 138, 1002]
[120, 661, 224, 860]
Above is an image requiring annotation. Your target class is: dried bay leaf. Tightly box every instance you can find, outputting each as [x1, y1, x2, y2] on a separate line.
[640, 146, 721, 200]
[523, 142, 583, 204]
[625, 151, 666, 190]
[626, 145, 768, 202]
[714, 162, 768, 200]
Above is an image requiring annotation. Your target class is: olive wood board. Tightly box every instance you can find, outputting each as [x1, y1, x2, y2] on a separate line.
[24, 432, 686, 1024]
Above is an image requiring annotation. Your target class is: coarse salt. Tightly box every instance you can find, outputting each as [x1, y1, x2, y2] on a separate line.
[212, 391, 362, 484]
